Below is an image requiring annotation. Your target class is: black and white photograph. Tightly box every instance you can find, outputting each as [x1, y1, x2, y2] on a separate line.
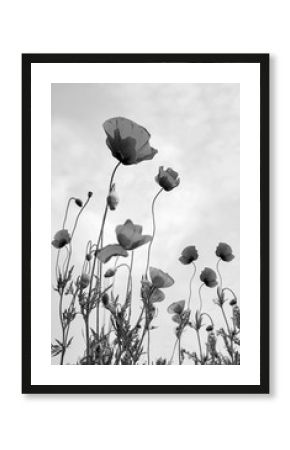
[51, 83, 240, 367]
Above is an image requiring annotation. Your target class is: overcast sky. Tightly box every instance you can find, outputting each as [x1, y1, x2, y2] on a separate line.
[51, 83, 240, 364]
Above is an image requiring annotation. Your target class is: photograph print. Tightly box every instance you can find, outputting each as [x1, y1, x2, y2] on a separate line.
[22, 54, 269, 393]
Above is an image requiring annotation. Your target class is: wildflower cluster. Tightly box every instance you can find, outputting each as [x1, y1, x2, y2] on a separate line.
[51, 116, 240, 365]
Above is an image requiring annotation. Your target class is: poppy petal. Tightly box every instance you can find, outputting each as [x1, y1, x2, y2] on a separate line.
[150, 288, 165, 303]
[96, 244, 128, 263]
[149, 267, 174, 288]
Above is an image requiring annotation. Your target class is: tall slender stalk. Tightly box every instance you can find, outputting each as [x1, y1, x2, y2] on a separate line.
[169, 338, 179, 365]
[187, 262, 196, 309]
[145, 188, 163, 277]
[196, 328, 203, 364]
[126, 251, 134, 322]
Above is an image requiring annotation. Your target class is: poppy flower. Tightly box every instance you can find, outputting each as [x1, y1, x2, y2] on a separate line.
[51, 229, 71, 249]
[116, 219, 152, 251]
[216, 242, 235, 262]
[200, 267, 218, 288]
[179, 245, 199, 264]
[104, 268, 117, 278]
[167, 300, 185, 315]
[155, 166, 180, 191]
[103, 117, 158, 165]
[149, 267, 174, 289]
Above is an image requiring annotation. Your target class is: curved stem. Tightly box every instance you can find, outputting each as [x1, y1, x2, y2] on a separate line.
[222, 287, 237, 300]
[201, 312, 214, 328]
[62, 197, 74, 229]
[216, 258, 223, 288]
[198, 283, 204, 312]
[145, 188, 163, 277]
[187, 262, 196, 309]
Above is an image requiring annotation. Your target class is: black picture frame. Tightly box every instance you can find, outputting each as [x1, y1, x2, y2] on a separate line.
[22, 53, 269, 394]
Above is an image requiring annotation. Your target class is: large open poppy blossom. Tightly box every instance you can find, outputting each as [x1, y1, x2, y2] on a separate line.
[167, 300, 185, 315]
[216, 242, 235, 262]
[149, 267, 174, 289]
[103, 117, 158, 165]
[155, 166, 180, 191]
[51, 229, 71, 249]
[200, 267, 218, 288]
[179, 245, 199, 264]
[116, 219, 152, 251]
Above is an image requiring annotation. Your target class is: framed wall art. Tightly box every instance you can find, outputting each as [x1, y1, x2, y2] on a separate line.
[22, 53, 269, 394]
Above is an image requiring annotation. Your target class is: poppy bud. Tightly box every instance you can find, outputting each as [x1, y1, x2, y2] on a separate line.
[102, 293, 110, 306]
[75, 198, 83, 207]
[88, 191, 93, 198]
[206, 325, 214, 332]
[107, 184, 119, 211]
[104, 268, 116, 278]
[229, 298, 237, 306]
[79, 273, 90, 289]
[86, 253, 92, 262]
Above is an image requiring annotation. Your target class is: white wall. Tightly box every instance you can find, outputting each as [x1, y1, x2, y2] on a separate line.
[0, 1, 285, 449]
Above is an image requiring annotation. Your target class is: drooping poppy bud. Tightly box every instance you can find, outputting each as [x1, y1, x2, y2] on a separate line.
[75, 198, 83, 207]
[206, 325, 214, 332]
[85, 253, 92, 262]
[102, 293, 110, 306]
[107, 184, 119, 211]
[104, 268, 116, 278]
[229, 298, 237, 306]
[88, 191, 93, 198]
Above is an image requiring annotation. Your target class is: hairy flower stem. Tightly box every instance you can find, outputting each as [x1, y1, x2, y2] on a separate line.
[126, 251, 134, 322]
[84, 312, 90, 363]
[198, 283, 204, 312]
[169, 338, 179, 364]
[220, 304, 234, 363]
[145, 188, 163, 277]
[187, 262, 196, 309]
[196, 329, 203, 364]
[178, 338, 182, 365]
[216, 258, 223, 288]
[87, 161, 121, 339]
[147, 318, 151, 365]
